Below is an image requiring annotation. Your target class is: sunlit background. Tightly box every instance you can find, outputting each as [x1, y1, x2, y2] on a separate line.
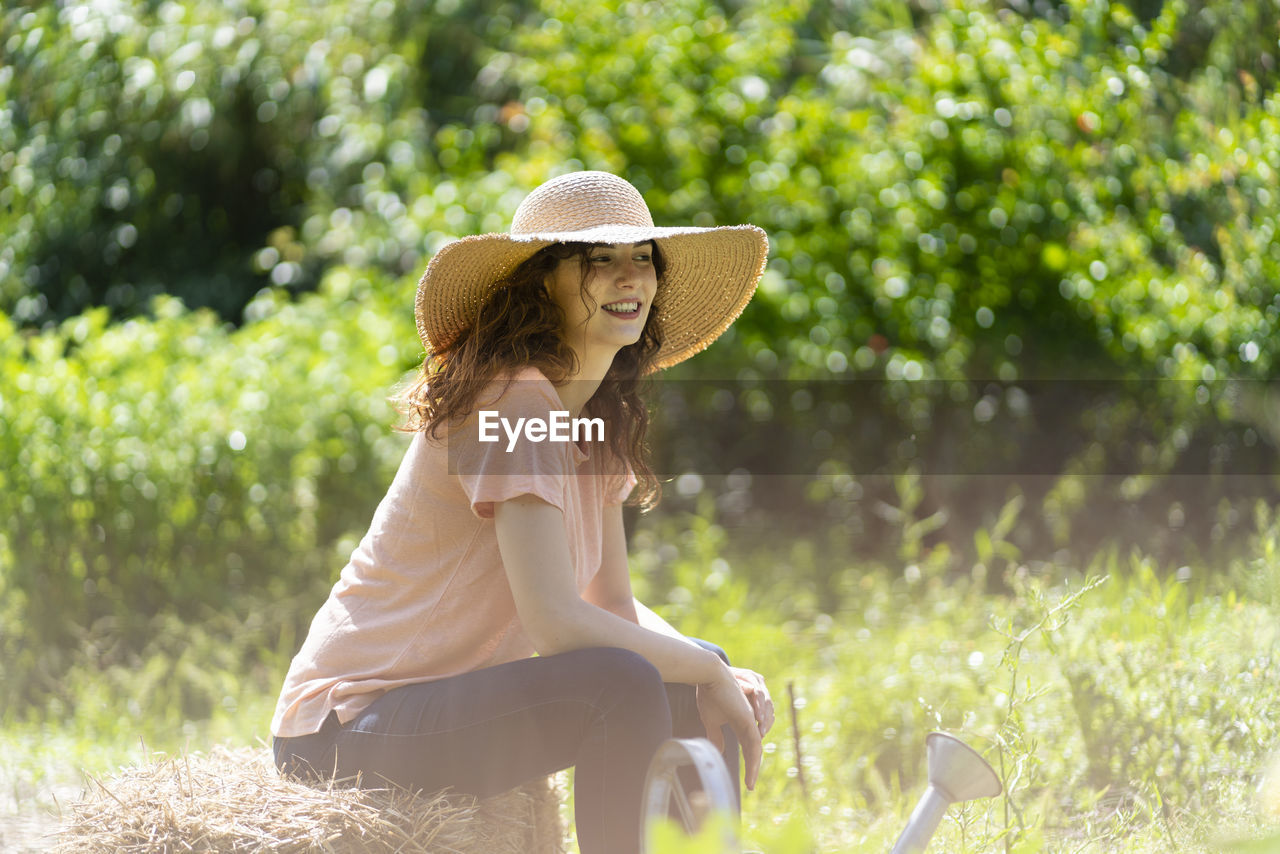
[3, 0, 1279, 851]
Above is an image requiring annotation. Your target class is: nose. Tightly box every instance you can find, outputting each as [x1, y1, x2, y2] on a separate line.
[616, 257, 639, 285]
[614, 255, 647, 290]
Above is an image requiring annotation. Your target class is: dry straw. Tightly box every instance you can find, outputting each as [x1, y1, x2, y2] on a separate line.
[53, 745, 566, 854]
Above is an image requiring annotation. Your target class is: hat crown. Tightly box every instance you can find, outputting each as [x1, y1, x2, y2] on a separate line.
[510, 171, 655, 235]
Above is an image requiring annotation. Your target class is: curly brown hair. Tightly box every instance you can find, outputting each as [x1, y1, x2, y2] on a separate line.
[396, 242, 664, 509]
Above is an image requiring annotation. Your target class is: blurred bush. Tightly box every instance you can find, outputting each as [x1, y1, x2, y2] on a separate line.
[0, 271, 421, 715]
[498, 0, 1280, 551]
[0, 0, 533, 323]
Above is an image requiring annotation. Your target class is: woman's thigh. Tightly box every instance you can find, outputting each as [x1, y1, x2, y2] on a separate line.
[299, 646, 673, 798]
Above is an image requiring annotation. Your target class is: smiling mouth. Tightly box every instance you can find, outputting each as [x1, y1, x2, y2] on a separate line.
[601, 300, 641, 318]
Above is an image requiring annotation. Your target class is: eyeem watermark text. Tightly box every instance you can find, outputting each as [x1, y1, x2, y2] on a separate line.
[478, 410, 604, 452]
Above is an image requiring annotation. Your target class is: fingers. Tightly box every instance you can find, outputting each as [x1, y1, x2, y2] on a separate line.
[733, 669, 775, 737]
[701, 704, 761, 790]
[724, 682, 763, 792]
[745, 674, 774, 736]
[753, 680, 774, 735]
[737, 719, 763, 791]
[699, 669, 770, 791]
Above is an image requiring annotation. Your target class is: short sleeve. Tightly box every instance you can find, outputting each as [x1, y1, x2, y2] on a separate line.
[451, 374, 575, 519]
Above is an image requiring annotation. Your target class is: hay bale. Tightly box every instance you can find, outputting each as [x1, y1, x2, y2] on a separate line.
[53, 746, 566, 853]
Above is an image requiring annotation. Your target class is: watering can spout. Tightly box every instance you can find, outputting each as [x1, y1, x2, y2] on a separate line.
[888, 732, 1002, 854]
[926, 732, 1003, 802]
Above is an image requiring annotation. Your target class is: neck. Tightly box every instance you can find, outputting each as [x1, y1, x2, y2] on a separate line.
[553, 345, 617, 418]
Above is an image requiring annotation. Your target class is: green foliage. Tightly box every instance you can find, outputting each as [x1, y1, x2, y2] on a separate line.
[1061, 551, 1280, 811]
[646, 814, 746, 854]
[987, 572, 1109, 852]
[5, 0, 1280, 564]
[0, 271, 421, 716]
[3, 501, 1278, 852]
[3, 0, 320, 320]
[624, 501, 1280, 852]
[8, 0, 1280, 384]
[496, 0, 1280, 555]
[495, 0, 1280, 383]
[1234, 501, 1280, 607]
[5, 2, 1280, 846]
[0, 0, 524, 323]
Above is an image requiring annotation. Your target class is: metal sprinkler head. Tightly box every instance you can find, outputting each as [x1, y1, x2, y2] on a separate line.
[889, 732, 1002, 854]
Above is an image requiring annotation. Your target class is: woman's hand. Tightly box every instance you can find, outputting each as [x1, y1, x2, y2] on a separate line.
[696, 667, 765, 791]
[730, 666, 774, 737]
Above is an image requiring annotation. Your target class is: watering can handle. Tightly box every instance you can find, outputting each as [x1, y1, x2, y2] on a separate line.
[640, 737, 739, 853]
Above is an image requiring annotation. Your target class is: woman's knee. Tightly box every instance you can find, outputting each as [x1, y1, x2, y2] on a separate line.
[573, 646, 663, 688]
[562, 647, 668, 715]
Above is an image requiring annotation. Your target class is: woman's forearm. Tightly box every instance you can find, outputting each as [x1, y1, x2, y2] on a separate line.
[633, 598, 704, 646]
[527, 595, 725, 686]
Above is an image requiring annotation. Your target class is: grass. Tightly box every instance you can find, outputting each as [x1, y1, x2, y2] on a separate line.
[631, 492, 1280, 853]
[0, 691, 279, 852]
[4, 494, 1280, 853]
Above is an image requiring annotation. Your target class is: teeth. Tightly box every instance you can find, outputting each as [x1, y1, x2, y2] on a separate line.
[603, 301, 639, 312]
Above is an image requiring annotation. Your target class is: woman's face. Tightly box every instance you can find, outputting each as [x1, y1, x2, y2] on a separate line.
[546, 242, 658, 368]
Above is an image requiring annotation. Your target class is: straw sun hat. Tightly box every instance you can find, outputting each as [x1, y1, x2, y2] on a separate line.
[414, 171, 769, 371]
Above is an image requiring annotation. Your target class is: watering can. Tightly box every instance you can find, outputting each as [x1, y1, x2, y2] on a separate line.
[641, 731, 1002, 853]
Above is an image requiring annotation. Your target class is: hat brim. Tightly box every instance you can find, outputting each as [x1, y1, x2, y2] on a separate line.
[415, 225, 768, 371]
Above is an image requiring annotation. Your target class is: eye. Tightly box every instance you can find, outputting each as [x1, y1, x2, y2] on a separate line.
[634, 252, 652, 264]
[590, 253, 612, 263]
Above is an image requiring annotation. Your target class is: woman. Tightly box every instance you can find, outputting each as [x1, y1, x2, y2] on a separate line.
[270, 171, 774, 854]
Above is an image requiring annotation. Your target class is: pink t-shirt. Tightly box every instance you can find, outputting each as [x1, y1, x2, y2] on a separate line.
[270, 367, 635, 738]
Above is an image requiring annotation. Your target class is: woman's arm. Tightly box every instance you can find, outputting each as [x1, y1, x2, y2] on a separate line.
[494, 494, 720, 684]
[584, 504, 709, 643]
[581, 503, 642, 623]
[632, 597, 696, 640]
[632, 589, 776, 739]
[494, 494, 763, 787]
[585, 505, 777, 739]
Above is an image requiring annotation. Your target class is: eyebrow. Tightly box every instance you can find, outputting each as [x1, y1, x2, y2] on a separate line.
[590, 242, 654, 250]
